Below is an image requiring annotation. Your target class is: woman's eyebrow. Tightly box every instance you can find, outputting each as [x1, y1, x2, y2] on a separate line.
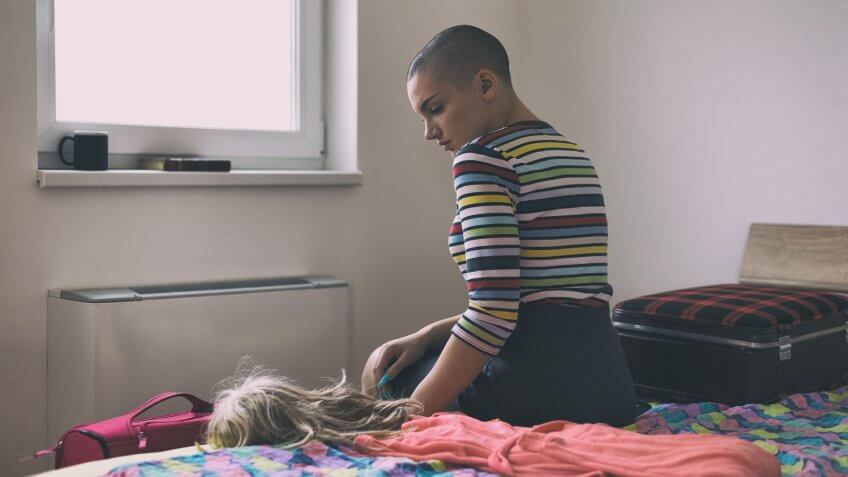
[418, 93, 440, 113]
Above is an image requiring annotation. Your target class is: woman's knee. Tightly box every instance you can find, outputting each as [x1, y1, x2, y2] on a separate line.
[360, 345, 383, 394]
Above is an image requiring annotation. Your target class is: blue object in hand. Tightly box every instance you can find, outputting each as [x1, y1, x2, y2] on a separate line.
[378, 387, 399, 400]
[377, 374, 396, 400]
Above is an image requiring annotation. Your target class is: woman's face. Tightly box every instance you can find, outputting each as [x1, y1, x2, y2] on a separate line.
[407, 70, 491, 156]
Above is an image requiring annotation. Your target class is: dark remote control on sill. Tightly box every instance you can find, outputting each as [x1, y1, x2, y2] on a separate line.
[162, 158, 231, 172]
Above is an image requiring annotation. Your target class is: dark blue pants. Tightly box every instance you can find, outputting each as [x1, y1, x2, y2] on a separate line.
[388, 302, 638, 427]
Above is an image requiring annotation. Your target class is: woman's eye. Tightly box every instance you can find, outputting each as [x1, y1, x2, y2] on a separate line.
[430, 105, 443, 114]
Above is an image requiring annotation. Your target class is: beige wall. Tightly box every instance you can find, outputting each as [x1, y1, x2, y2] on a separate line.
[517, 0, 848, 299]
[1, 0, 847, 474]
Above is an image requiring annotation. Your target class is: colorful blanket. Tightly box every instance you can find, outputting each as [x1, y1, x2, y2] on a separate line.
[105, 386, 848, 477]
[628, 385, 848, 477]
[104, 441, 497, 476]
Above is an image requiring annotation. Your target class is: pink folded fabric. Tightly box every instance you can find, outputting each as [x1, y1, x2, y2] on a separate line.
[354, 412, 779, 477]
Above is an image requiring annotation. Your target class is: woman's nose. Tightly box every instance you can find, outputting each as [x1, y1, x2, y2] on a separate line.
[425, 123, 440, 141]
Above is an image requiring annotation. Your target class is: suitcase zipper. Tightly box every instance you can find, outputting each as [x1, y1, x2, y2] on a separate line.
[613, 321, 846, 355]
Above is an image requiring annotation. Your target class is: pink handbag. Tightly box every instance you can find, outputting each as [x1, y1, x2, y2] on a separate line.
[35, 392, 213, 469]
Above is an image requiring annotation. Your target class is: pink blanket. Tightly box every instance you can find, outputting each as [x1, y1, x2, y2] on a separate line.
[354, 412, 780, 477]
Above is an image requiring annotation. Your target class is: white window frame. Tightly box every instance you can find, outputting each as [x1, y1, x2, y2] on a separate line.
[36, 0, 324, 169]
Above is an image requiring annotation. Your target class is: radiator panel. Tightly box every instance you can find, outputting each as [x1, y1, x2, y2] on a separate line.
[47, 277, 348, 442]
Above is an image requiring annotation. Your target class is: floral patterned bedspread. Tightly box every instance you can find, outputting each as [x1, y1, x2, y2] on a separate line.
[628, 385, 848, 476]
[104, 440, 497, 477]
[105, 385, 848, 477]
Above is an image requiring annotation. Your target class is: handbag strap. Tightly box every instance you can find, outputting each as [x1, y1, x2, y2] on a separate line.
[128, 392, 213, 421]
[21, 445, 57, 463]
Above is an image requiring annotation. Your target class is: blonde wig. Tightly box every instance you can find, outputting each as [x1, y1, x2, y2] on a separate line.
[206, 363, 423, 449]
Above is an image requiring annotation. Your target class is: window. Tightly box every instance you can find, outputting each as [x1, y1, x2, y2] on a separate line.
[37, 0, 323, 169]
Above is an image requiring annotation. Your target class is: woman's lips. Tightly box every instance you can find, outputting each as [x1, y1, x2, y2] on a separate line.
[440, 141, 452, 151]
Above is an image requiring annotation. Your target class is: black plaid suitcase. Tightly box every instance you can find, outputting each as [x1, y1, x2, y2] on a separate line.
[613, 283, 848, 404]
[611, 223, 848, 405]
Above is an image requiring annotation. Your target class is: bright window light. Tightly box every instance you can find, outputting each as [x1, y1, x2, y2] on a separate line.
[53, 0, 295, 132]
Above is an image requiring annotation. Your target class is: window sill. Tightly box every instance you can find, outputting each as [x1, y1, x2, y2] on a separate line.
[36, 169, 362, 188]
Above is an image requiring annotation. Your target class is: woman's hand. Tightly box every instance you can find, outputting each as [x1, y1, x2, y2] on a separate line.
[361, 331, 431, 397]
[411, 335, 489, 415]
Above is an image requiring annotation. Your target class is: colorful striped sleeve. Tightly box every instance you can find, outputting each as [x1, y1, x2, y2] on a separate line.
[449, 144, 522, 356]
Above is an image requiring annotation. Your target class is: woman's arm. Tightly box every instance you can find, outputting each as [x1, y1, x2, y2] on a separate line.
[411, 335, 489, 415]
[408, 147, 523, 414]
[361, 314, 462, 396]
[419, 314, 462, 351]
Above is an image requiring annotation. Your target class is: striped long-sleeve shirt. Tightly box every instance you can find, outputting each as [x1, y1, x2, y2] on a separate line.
[449, 120, 613, 356]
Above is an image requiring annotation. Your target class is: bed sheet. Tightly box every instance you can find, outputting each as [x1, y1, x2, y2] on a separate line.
[30, 446, 202, 477]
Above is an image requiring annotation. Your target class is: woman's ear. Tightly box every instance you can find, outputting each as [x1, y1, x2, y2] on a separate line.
[477, 70, 497, 100]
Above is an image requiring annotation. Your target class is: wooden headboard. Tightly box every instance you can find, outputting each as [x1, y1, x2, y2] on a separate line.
[739, 223, 848, 293]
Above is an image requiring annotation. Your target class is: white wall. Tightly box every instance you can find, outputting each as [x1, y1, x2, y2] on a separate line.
[517, 0, 848, 300]
[1, 0, 846, 474]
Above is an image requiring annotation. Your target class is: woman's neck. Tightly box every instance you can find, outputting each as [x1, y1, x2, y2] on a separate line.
[490, 93, 539, 131]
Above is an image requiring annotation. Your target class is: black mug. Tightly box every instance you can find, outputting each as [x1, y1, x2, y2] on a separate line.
[58, 131, 109, 170]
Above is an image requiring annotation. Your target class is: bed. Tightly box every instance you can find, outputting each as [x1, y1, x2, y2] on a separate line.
[32, 383, 847, 477]
[34, 224, 847, 476]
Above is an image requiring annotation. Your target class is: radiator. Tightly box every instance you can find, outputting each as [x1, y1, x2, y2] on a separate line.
[46, 276, 349, 443]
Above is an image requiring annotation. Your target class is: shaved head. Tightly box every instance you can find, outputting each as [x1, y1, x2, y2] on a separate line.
[407, 25, 512, 89]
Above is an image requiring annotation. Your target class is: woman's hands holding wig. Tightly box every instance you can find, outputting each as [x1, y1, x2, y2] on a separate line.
[361, 331, 431, 398]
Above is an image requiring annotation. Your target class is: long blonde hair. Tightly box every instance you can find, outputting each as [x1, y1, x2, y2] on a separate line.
[206, 363, 422, 449]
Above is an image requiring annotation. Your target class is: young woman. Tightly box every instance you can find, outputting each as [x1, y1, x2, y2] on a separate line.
[361, 25, 637, 427]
